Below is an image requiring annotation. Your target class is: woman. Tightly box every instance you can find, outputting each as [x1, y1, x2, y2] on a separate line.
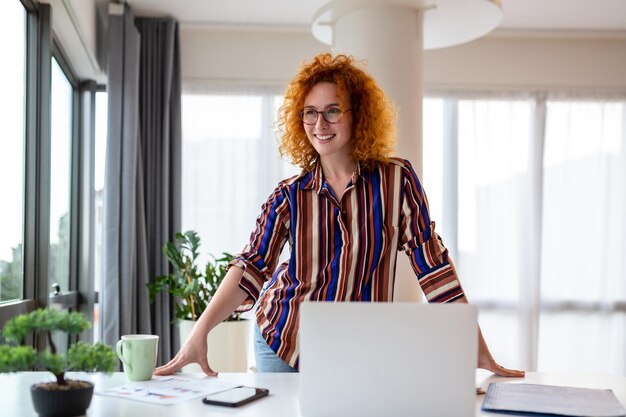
[155, 53, 524, 377]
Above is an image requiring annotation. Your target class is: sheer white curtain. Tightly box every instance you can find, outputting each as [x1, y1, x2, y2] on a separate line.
[181, 87, 299, 266]
[539, 100, 626, 374]
[181, 87, 626, 375]
[457, 98, 536, 371]
[423, 95, 626, 376]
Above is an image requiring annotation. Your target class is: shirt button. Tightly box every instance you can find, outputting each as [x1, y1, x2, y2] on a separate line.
[342, 210, 347, 215]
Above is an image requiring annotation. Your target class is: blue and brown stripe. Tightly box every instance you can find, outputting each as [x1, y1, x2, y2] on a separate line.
[229, 157, 465, 368]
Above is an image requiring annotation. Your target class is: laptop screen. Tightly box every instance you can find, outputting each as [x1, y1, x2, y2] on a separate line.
[299, 302, 478, 417]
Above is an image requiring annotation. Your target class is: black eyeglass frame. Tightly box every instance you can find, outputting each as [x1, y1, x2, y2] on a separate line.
[300, 108, 352, 125]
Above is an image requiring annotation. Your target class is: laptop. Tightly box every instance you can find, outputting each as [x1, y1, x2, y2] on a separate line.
[299, 302, 478, 417]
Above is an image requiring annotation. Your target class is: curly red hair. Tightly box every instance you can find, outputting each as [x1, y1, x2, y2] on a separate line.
[277, 53, 396, 171]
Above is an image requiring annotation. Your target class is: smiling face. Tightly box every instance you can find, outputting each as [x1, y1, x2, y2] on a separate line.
[302, 82, 353, 164]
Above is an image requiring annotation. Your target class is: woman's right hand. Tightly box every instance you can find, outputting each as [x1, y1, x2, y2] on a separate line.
[154, 266, 248, 377]
[154, 329, 217, 377]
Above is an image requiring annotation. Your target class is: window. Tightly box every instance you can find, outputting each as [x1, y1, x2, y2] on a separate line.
[456, 99, 534, 370]
[0, 0, 26, 304]
[48, 55, 76, 353]
[49, 57, 73, 295]
[423, 95, 626, 376]
[539, 100, 626, 373]
[0, 2, 98, 343]
[424, 97, 535, 370]
[181, 89, 299, 265]
[93, 90, 108, 342]
[422, 99, 445, 238]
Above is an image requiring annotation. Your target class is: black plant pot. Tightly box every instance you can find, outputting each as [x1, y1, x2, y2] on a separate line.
[30, 381, 94, 417]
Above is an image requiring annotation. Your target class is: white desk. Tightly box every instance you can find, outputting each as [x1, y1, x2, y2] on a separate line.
[2, 370, 625, 416]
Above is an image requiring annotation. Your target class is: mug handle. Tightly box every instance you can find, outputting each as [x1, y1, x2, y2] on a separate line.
[116, 340, 132, 373]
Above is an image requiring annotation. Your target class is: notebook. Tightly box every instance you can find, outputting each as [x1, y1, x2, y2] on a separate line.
[299, 302, 478, 417]
[482, 382, 626, 417]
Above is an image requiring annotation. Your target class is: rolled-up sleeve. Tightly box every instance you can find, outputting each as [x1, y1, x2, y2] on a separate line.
[398, 159, 465, 303]
[228, 183, 290, 312]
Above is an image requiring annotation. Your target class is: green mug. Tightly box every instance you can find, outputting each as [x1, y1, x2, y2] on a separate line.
[115, 334, 159, 381]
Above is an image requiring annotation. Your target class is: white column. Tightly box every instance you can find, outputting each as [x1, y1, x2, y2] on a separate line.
[333, 5, 425, 302]
[312, 0, 502, 302]
[333, 5, 425, 178]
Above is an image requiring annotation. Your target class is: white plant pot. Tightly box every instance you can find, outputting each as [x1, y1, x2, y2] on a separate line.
[178, 319, 250, 373]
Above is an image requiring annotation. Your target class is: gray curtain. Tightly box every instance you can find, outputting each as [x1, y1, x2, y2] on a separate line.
[135, 16, 182, 364]
[102, 3, 181, 365]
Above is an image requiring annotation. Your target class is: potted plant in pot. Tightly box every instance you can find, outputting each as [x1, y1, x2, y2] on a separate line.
[147, 230, 250, 372]
[0, 308, 117, 417]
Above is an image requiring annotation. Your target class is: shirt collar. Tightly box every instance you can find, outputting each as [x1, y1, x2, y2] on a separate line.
[301, 159, 367, 193]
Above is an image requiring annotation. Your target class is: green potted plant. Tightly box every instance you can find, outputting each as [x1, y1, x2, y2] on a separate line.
[148, 230, 250, 372]
[0, 308, 117, 417]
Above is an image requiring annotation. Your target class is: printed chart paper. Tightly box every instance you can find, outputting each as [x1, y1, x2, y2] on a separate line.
[96, 375, 241, 405]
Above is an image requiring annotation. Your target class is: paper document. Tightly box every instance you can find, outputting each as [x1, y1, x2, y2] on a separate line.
[482, 383, 626, 417]
[96, 375, 240, 405]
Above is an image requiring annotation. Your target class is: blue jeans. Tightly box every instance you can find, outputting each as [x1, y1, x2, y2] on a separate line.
[253, 323, 297, 373]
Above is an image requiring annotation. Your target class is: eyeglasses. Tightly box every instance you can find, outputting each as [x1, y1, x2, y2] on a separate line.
[300, 107, 352, 125]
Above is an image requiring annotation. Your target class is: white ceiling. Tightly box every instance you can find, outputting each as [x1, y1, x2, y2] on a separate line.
[125, 0, 626, 32]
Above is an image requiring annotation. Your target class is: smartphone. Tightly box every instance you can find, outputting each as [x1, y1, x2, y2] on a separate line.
[202, 386, 269, 407]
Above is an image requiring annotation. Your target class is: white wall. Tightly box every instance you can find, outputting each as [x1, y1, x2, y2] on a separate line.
[181, 26, 327, 87]
[424, 33, 626, 92]
[67, 0, 97, 60]
[180, 26, 626, 93]
[41, 0, 102, 80]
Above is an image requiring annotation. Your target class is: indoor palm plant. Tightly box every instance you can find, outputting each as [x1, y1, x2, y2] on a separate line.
[0, 308, 117, 416]
[147, 230, 250, 372]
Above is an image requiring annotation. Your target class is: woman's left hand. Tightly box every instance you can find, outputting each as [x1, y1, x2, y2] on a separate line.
[478, 352, 525, 377]
[477, 326, 525, 377]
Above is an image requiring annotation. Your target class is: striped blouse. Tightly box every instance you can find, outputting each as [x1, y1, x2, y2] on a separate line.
[229, 157, 466, 369]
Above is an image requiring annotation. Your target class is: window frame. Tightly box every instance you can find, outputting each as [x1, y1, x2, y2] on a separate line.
[49, 40, 80, 310]
[0, 2, 98, 349]
[0, 1, 52, 349]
